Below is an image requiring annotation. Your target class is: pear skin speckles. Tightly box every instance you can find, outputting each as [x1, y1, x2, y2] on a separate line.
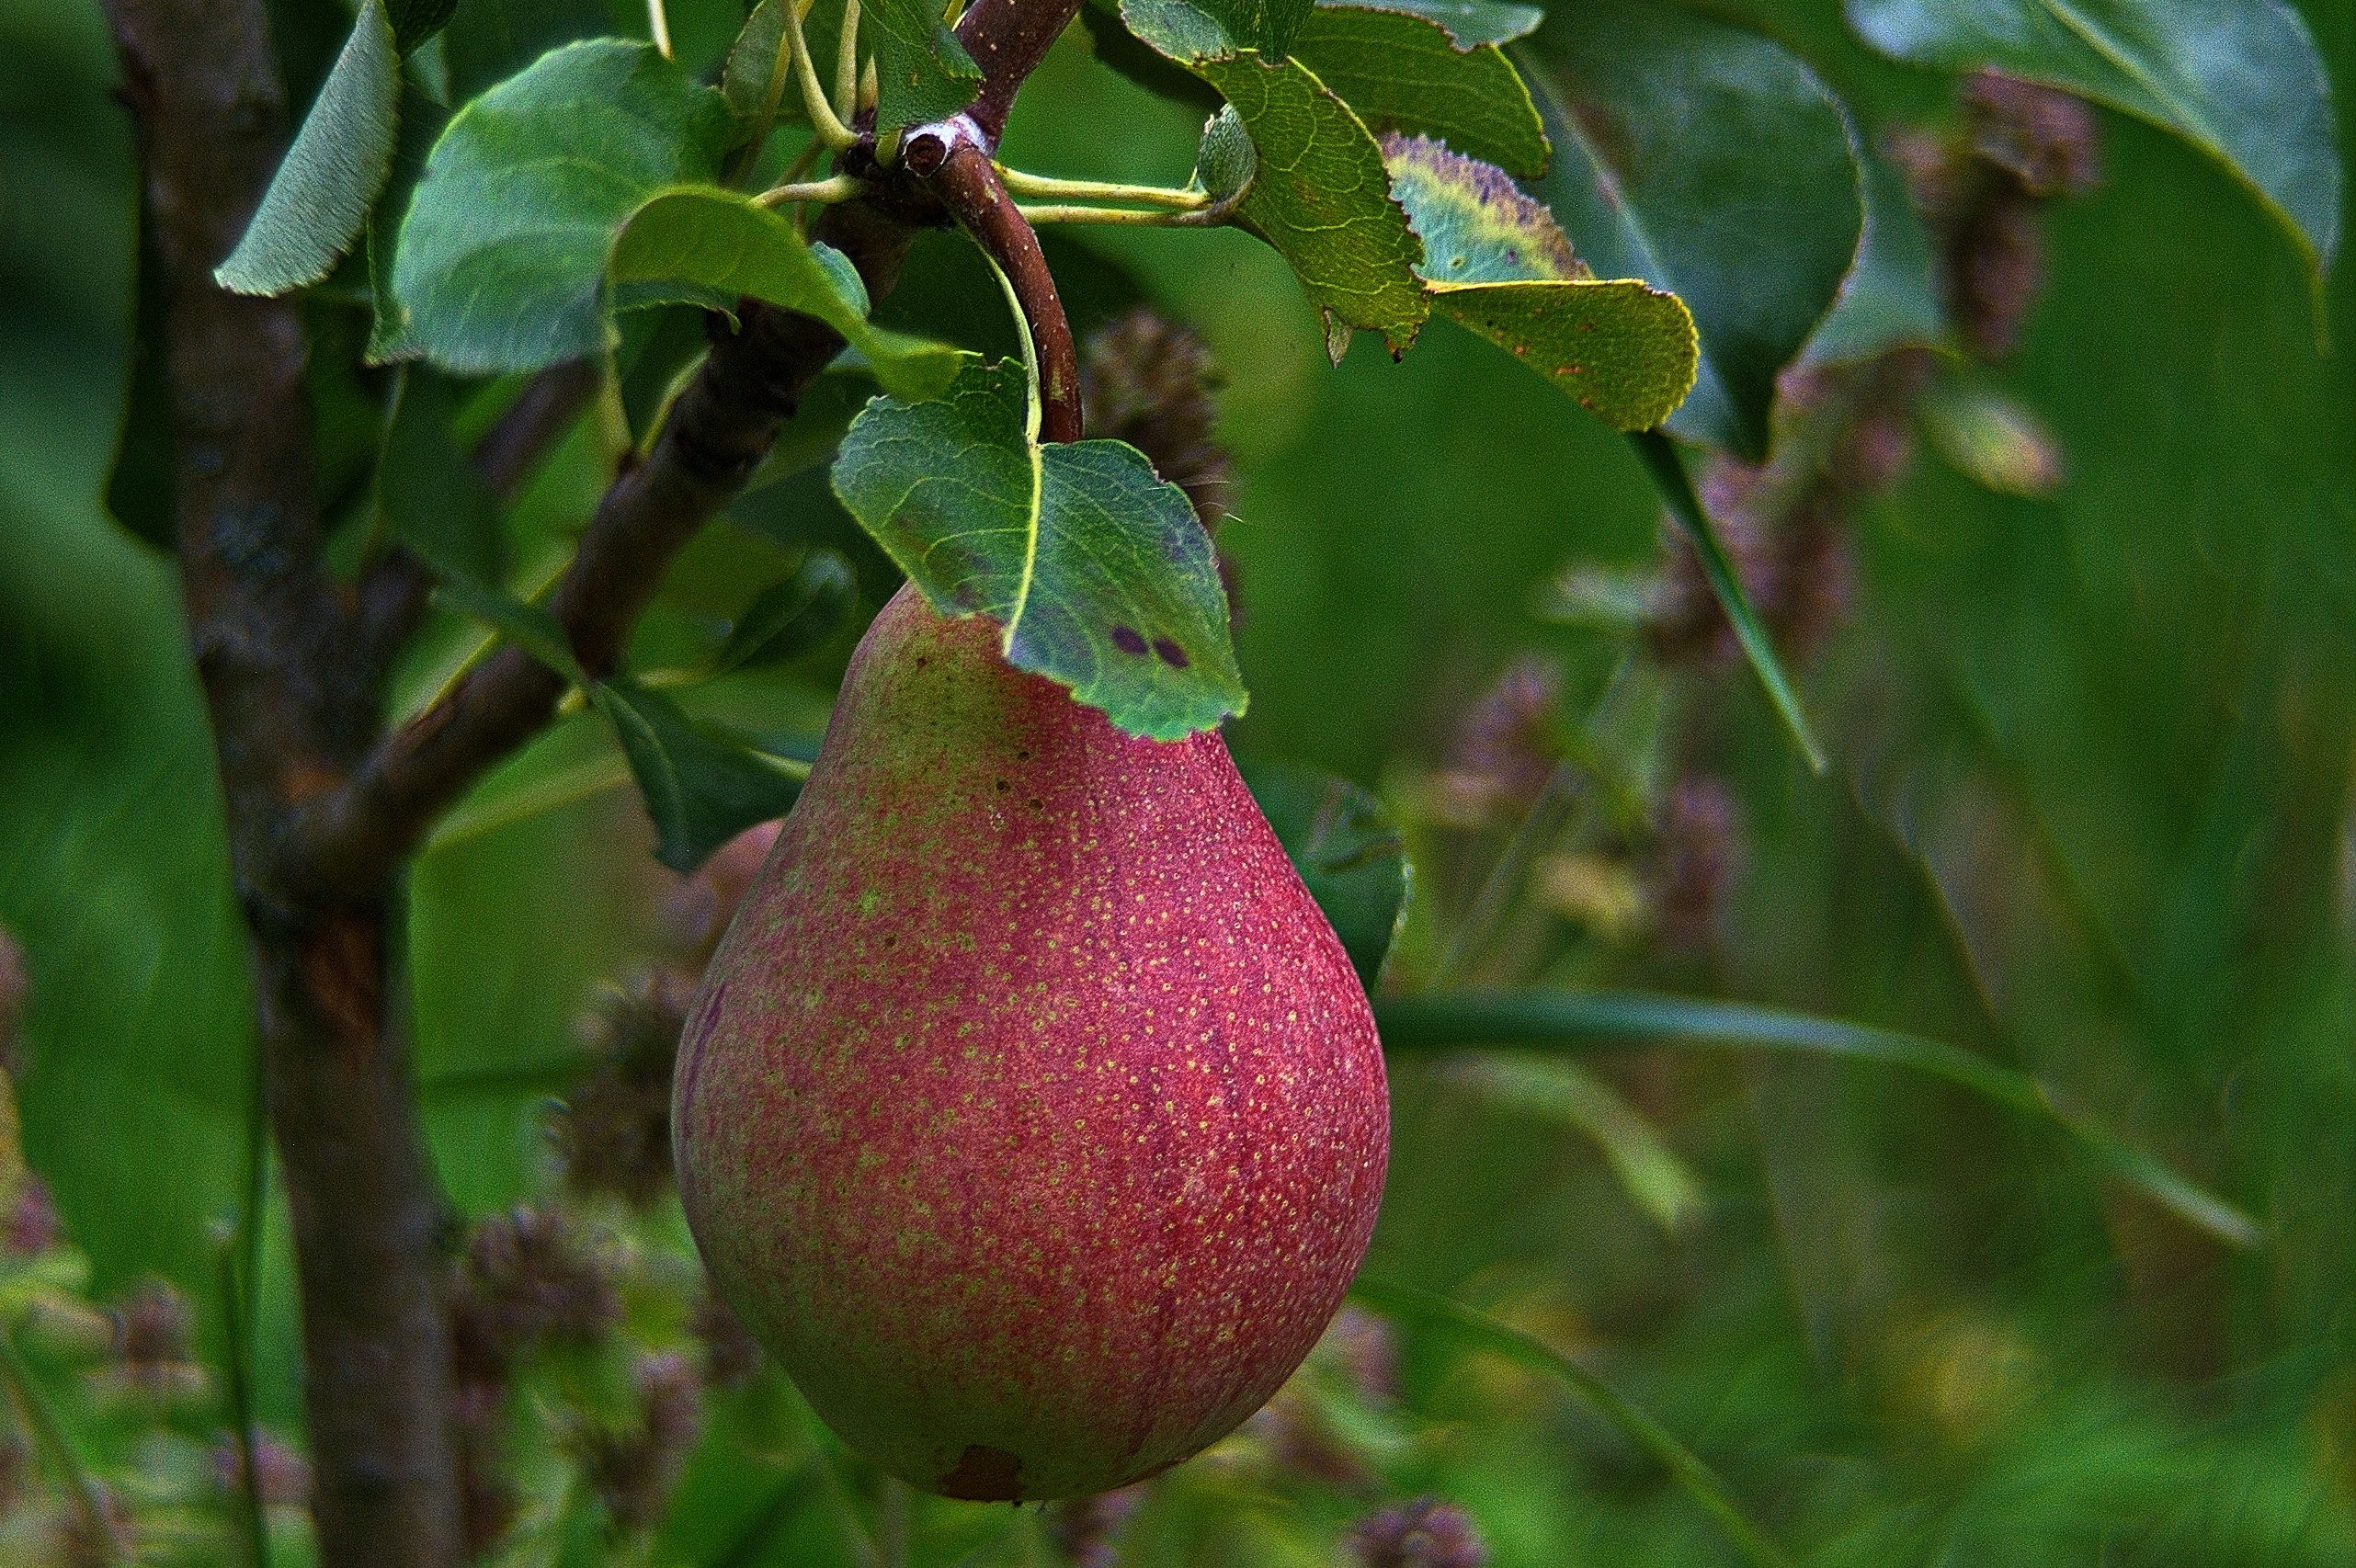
[674, 585, 1388, 1502]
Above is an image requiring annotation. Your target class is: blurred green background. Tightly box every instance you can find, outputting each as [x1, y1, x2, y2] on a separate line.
[3, 0, 2354, 1563]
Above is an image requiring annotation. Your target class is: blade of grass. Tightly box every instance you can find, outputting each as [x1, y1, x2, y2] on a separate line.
[1630, 429, 1826, 772]
[1349, 1279, 1793, 1568]
[1375, 989, 2259, 1247]
[0, 1327, 120, 1562]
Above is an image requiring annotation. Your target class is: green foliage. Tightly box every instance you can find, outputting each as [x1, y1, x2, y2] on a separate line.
[214, 0, 401, 297]
[1350, 1279, 1796, 1568]
[1804, 151, 1949, 364]
[1290, 4, 1550, 175]
[592, 681, 807, 872]
[1850, 0, 2342, 278]
[1384, 135, 1700, 430]
[1362, 0, 1542, 49]
[1633, 428, 1827, 769]
[862, 0, 984, 137]
[388, 39, 732, 372]
[722, 0, 808, 129]
[1519, 2, 1863, 457]
[15, 0, 2356, 1562]
[832, 358, 1246, 738]
[1122, 0, 1315, 59]
[609, 189, 965, 399]
[1376, 989, 2259, 1247]
[1201, 53, 1431, 350]
[375, 367, 503, 585]
[1236, 756, 1409, 984]
[708, 549, 859, 674]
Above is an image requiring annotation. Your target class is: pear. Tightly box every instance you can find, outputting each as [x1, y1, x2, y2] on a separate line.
[674, 585, 1389, 1501]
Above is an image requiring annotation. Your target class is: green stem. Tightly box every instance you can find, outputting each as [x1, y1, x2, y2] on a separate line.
[1628, 428, 1826, 773]
[834, 0, 862, 123]
[995, 166, 1207, 209]
[756, 173, 865, 207]
[1374, 989, 2260, 1248]
[785, 0, 859, 151]
[1014, 201, 1218, 227]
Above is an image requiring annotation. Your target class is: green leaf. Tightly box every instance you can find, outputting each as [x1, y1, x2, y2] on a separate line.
[864, 0, 984, 138]
[439, 0, 612, 102]
[722, 0, 852, 141]
[591, 681, 808, 873]
[1116, 0, 1430, 349]
[608, 187, 967, 400]
[1121, 0, 1315, 59]
[391, 40, 732, 375]
[1446, 1054, 1704, 1232]
[1384, 136, 1697, 431]
[1290, 4, 1549, 176]
[1632, 430, 1824, 770]
[831, 359, 1246, 739]
[386, 0, 459, 53]
[1383, 133, 1577, 280]
[1080, 0, 1223, 109]
[1349, 1280, 1796, 1568]
[1848, 0, 2339, 281]
[1373, 990, 2260, 1249]
[433, 578, 586, 685]
[215, 0, 402, 297]
[710, 550, 859, 672]
[1804, 150, 1947, 366]
[375, 367, 503, 585]
[1193, 104, 1259, 203]
[1235, 756, 1407, 986]
[722, 0, 806, 129]
[1352, 0, 1542, 49]
[1197, 53, 1429, 351]
[365, 85, 449, 364]
[1519, 4, 1862, 458]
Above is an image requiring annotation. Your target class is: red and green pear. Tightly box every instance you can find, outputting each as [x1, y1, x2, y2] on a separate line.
[674, 585, 1389, 1501]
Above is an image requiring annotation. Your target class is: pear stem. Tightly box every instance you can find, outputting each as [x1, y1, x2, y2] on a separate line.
[912, 121, 1084, 443]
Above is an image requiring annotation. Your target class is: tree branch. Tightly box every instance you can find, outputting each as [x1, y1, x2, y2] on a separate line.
[280, 0, 1089, 902]
[100, 2, 462, 1565]
[953, 0, 1081, 144]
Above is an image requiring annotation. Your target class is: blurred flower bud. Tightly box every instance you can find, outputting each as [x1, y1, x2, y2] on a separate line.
[1248, 1384, 1369, 1488]
[451, 1207, 620, 1382]
[0, 926, 24, 1079]
[105, 1278, 203, 1401]
[55, 1481, 134, 1568]
[1348, 1497, 1487, 1568]
[658, 821, 782, 960]
[1649, 776, 1744, 960]
[557, 967, 694, 1207]
[583, 1352, 703, 1536]
[1079, 310, 1235, 531]
[1963, 70, 2101, 199]
[6, 1176, 62, 1257]
[1322, 1304, 1402, 1405]
[1436, 654, 1565, 823]
[1950, 196, 2048, 358]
